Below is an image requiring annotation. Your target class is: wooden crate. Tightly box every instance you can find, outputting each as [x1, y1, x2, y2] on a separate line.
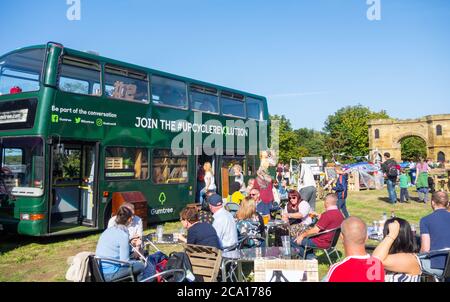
[105, 157, 123, 169]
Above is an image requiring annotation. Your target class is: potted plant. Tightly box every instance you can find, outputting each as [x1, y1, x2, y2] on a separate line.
[123, 158, 133, 169]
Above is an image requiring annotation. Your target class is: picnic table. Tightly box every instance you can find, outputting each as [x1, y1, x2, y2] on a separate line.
[365, 226, 421, 252]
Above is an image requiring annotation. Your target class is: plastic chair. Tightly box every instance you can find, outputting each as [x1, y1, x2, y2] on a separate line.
[302, 227, 341, 265]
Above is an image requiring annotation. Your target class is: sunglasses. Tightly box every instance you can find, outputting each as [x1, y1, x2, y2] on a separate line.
[288, 196, 298, 200]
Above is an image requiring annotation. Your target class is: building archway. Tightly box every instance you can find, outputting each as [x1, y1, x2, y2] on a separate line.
[368, 115, 450, 163]
[399, 136, 427, 161]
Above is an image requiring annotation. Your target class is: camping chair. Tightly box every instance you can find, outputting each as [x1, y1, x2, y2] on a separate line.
[183, 244, 222, 282]
[88, 255, 187, 282]
[88, 255, 138, 282]
[302, 227, 341, 265]
[418, 248, 450, 282]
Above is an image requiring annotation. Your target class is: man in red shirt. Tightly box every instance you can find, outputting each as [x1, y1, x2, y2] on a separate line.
[293, 193, 344, 259]
[326, 216, 384, 282]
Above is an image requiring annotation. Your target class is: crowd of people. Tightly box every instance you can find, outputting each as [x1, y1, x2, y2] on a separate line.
[93, 154, 450, 282]
[381, 152, 442, 204]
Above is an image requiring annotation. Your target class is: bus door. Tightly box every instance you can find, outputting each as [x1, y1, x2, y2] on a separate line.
[79, 144, 98, 226]
[49, 141, 99, 232]
[195, 153, 219, 201]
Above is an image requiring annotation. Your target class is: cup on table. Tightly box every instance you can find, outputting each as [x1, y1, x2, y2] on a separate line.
[281, 235, 291, 256]
[156, 225, 164, 241]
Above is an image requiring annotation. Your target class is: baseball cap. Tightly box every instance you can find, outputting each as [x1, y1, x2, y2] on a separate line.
[207, 194, 223, 206]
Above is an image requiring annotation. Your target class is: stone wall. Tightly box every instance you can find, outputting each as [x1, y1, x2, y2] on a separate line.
[368, 114, 450, 162]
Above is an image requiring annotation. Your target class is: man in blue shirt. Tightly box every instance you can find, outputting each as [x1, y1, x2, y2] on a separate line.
[420, 191, 450, 276]
[208, 194, 238, 250]
[333, 165, 349, 218]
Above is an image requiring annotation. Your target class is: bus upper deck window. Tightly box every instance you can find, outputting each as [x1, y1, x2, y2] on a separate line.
[58, 56, 101, 96]
[190, 85, 219, 114]
[151, 75, 187, 109]
[0, 48, 44, 95]
[246, 97, 263, 120]
[105, 65, 149, 103]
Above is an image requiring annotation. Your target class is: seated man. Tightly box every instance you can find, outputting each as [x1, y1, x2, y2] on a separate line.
[420, 191, 450, 276]
[292, 193, 344, 259]
[325, 217, 384, 282]
[208, 194, 238, 250]
[251, 188, 272, 217]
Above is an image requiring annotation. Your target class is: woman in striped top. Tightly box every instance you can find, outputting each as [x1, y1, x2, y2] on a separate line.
[373, 218, 422, 282]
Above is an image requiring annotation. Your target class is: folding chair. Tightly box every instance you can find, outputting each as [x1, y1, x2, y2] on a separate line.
[89, 255, 187, 282]
[88, 255, 137, 282]
[419, 248, 450, 282]
[302, 227, 341, 265]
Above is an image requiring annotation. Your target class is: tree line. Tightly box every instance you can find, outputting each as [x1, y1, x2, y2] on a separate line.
[271, 104, 389, 164]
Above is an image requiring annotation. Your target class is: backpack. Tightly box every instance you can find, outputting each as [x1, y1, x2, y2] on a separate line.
[387, 163, 398, 178]
[165, 252, 197, 282]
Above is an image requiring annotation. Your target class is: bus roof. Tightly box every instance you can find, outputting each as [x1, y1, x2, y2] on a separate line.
[3, 43, 267, 102]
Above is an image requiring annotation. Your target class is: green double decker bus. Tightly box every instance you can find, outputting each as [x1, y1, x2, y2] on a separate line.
[0, 42, 269, 236]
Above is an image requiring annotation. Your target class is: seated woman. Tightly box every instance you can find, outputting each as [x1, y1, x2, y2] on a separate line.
[281, 190, 312, 238]
[373, 218, 422, 282]
[178, 206, 221, 249]
[95, 206, 145, 281]
[235, 197, 265, 247]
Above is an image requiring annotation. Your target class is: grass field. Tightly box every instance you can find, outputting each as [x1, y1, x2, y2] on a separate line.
[0, 189, 433, 282]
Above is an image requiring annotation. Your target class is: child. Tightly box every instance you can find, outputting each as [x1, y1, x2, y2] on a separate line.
[415, 170, 429, 203]
[333, 165, 349, 218]
[399, 169, 410, 203]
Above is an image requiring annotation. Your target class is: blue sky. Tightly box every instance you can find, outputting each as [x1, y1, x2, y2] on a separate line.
[1, 0, 449, 130]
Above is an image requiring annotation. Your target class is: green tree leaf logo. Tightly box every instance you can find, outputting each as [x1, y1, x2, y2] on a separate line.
[158, 192, 166, 205]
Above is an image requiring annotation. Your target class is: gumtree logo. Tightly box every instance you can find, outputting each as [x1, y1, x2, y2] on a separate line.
[96, 118, 103, 127]
[158, 192, 167, 205]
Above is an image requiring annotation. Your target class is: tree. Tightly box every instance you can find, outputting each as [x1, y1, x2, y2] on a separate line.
[323, 105, 389, 163]
[270, 115, 308, 163]
[400, 136, 427, 161]
[295, 128, 328, 158]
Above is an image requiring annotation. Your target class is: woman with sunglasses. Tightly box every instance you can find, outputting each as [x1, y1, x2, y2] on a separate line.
[282, 190, 312, 227]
